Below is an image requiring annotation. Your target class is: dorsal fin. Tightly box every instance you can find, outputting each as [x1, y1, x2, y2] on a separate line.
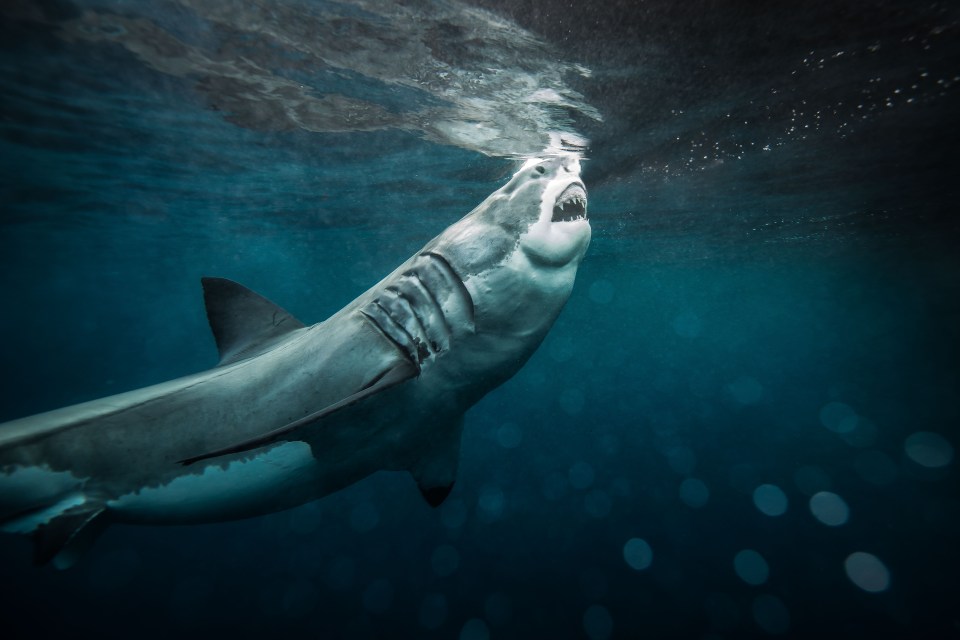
[201, 277, 306, 366]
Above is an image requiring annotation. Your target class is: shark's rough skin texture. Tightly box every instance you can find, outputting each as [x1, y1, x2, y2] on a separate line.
[0, 154, 590, 568]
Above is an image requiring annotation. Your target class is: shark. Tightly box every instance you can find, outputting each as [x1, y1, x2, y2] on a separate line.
[0, 154, 590, 568]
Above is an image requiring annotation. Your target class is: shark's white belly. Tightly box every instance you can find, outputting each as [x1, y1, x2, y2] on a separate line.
[107, 441, 324, 524]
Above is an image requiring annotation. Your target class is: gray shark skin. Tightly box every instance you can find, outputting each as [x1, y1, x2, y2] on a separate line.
[0, 154, 590, 568]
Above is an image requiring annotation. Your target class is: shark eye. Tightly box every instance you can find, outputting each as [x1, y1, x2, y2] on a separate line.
[535, 165, 546, 175]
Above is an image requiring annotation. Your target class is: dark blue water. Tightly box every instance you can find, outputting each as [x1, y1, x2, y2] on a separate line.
[1, 1, 958, 638]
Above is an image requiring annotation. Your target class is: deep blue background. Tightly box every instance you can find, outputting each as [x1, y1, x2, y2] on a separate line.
[1, 1, 958, 638]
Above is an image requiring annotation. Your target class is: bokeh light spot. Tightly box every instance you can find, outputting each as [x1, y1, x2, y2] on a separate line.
[477, 485, 505, 523]
[753, 484, 788, 517]
[904, 431, 954, 468]
[585, 490, 613, 518]
[819, 401, 857, 433]
[588, 279, 615, 304]
[431, 544, 460, 577]
[496, 422, 523, 449]
[751, 594, 790, 635]
[809, 491, 849, 526]
[845, 552, 890, 593]
[419, 593, 448, 630]
[623, 538, 653, 571]
[582, 604, 613, 640]
[734, 549, 770, 586]
[459, 618, 490, 640]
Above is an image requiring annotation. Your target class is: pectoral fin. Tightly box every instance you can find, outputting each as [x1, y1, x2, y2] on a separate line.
[178, 361, 417, 466]
[410, 416, 464, 508]
[33, 501, 107, 569]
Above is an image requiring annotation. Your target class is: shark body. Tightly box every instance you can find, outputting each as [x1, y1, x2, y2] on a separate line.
[0, 155, 590, 567]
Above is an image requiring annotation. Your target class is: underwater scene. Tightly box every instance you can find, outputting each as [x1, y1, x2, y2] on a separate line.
[1, 1, 958, 638]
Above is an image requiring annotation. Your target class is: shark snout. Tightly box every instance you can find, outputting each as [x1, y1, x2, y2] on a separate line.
[560, 154, 580, 172]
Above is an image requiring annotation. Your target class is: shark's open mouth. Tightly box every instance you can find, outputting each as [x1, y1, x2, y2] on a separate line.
[552, 183, 587, 222]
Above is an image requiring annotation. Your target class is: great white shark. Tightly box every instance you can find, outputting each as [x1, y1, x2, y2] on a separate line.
[0, 154, 590, 568]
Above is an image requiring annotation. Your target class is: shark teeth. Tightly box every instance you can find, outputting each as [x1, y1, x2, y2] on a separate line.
[552, 184, 588, 222]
